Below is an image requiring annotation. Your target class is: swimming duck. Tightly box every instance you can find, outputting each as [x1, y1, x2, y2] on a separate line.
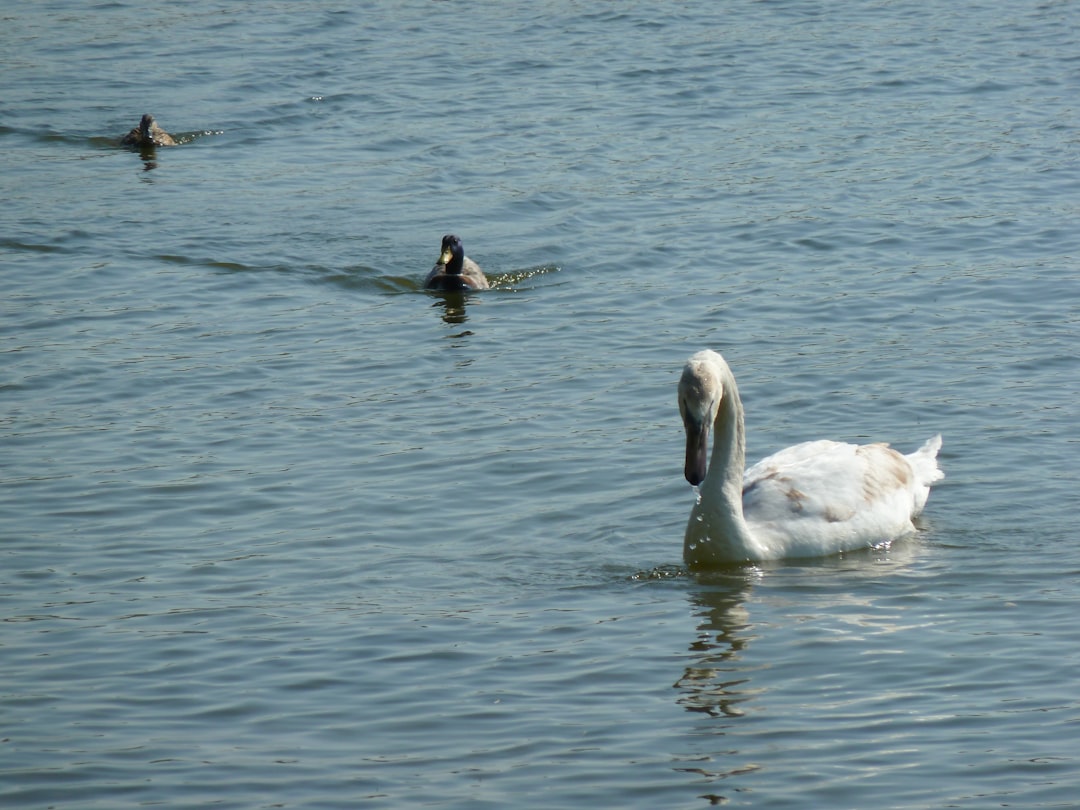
[678, 349, 943, 566]
[120, 114, 177, 148]
[424, 234, 489, 291]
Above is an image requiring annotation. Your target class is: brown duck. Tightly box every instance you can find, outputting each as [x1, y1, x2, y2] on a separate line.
[120, 114, 177, 148]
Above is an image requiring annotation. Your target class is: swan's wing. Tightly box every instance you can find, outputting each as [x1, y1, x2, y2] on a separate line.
[742, 440, 918, 531]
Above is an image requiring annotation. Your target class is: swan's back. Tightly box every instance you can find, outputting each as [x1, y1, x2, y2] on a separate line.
[739, 435, 943, 558]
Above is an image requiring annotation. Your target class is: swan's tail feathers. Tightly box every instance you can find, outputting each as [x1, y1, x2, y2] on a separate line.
[909, 434, 944, 485]
[906, 434, 943, 516]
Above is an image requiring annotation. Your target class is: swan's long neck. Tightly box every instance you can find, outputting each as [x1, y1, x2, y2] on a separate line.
[688, 361, 760, 564]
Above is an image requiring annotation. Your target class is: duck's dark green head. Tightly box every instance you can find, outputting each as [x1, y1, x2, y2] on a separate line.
[438, 234, 465, 273]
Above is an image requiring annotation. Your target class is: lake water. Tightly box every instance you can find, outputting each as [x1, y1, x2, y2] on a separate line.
[2, 1, 1078, 807]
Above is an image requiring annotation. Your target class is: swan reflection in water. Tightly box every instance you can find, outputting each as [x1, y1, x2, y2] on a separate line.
[675, 571, 761, 720]
[669, 543, 923, 801]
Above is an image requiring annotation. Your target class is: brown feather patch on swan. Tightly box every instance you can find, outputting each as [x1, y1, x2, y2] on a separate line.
[856, 443, 912, 503]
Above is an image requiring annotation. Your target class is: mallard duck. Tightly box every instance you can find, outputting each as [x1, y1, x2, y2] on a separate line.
[678, 349, 943, 566]
[120, 114, 177, 148]
[424, 234, 489, 291]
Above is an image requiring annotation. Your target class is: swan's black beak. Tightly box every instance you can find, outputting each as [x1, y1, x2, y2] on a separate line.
[683, 414, 709, 486]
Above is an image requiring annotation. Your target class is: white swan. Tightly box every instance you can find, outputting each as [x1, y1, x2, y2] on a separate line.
[678, 349, 943, 566]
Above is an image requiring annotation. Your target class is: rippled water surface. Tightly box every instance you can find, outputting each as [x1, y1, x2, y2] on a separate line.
[2, 1, 1079, 807]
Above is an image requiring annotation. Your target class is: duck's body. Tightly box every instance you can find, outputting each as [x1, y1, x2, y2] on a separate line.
[678, 349, 943, 566]
[424, 234, 489, 291]
[120, 114, 177, 148]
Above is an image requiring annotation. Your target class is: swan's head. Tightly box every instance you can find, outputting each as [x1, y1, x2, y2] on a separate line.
[678, 350, 726, 486]
[438, 234, 465, 273]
